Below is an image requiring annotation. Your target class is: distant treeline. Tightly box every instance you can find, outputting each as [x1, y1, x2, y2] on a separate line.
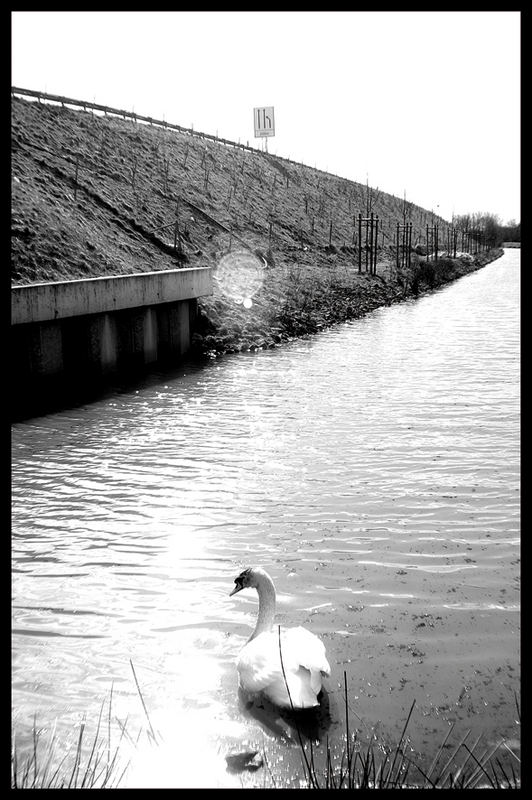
[453, 212, 520, 246]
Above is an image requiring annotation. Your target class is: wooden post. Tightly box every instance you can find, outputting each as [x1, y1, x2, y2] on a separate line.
[358, 214, 362, 273]
[131, 156, 138, 190]
[373, 215, 379, 274]
[164, 157, 171, 194]
[174, 200, 181, 252]
[364, 218, 367, 271]
[74, 154, 79, 200]
[396, 222, 400, 269]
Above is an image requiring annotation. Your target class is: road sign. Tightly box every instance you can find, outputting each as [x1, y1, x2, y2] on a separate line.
[254, 106, 275, 137]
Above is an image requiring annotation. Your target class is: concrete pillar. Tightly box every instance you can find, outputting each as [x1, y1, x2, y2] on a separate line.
[101, 313, 118, 371]
[175, 300, 190, 356]
[157, 300, 191, 361]
[27, 321, 63, 376]
[143, 307, 158, 364]
[117, 306, 159, 370]
[85, 312, 118, 375]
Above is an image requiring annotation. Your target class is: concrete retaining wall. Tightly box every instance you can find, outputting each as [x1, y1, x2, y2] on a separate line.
[12, 266, 212, 324]
[11, 267, 213, 417]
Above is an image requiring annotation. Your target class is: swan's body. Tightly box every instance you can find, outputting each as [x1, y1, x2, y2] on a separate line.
[230, 567, 330, 709]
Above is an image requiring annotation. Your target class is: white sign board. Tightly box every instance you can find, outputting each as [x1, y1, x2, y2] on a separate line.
[254, 106, 275, 137]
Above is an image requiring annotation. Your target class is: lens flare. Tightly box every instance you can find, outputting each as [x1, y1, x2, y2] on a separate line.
[214, 250, 265, 306]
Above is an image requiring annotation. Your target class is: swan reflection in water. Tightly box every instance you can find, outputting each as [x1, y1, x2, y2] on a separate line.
[237, 683, 332, 745]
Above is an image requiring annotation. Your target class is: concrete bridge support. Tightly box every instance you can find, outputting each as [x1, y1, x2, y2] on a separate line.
[11, 267, 212, 418]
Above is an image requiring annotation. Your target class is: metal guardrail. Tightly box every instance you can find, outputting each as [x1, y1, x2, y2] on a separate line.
[14, 87, 490, 258]
[11, 86, 347, 183]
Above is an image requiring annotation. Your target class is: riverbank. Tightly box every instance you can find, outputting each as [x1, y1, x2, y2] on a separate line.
[193, 248, 503, 356]
[11, 94, 503, 370]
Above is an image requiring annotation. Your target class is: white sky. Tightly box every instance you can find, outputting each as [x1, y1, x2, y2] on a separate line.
[11, 10, 520, 224]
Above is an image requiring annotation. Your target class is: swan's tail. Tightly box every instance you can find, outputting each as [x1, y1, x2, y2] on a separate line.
[264, 666, 323, 709]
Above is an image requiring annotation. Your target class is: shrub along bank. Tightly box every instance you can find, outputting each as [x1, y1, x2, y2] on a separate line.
[193, 249, 503, 356]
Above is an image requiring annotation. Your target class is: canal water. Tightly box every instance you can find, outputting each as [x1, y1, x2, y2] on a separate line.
[11, 250, 520, 787]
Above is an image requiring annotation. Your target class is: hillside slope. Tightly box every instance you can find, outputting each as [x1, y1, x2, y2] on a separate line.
[11, 95, 453, 284]
[11, 94, 498, 355]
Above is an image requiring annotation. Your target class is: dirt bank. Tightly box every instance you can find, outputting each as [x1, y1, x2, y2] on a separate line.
[193, 249, 503, 356]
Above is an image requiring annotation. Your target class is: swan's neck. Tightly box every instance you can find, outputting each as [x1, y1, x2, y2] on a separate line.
[250, 572, 276, 641]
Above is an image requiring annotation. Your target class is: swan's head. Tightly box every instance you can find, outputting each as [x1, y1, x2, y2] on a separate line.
[229, 566, 268, 596]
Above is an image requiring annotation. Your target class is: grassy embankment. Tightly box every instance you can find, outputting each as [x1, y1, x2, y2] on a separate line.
[11, 94, 501, 358]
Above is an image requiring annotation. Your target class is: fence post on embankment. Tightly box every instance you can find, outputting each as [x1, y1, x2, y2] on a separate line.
[11, 267, 213, 417]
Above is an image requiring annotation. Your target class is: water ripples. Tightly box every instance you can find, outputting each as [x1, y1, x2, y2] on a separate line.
[11, 250, 520, 785]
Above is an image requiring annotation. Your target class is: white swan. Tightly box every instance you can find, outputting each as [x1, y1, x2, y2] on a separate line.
[230, 566, 330, 709]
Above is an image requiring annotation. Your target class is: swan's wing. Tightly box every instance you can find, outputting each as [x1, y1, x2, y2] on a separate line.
[237, 628, 329, 688]
[284, 626, 331, 676]
[237, 634, 285, 693]
[237, 628, 330, 708]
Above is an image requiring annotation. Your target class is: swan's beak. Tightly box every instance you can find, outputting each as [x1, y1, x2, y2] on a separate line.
[229, 584, 243, 596]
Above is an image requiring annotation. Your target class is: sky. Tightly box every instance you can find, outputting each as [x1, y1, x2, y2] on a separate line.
[11, 10, 520, 224]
